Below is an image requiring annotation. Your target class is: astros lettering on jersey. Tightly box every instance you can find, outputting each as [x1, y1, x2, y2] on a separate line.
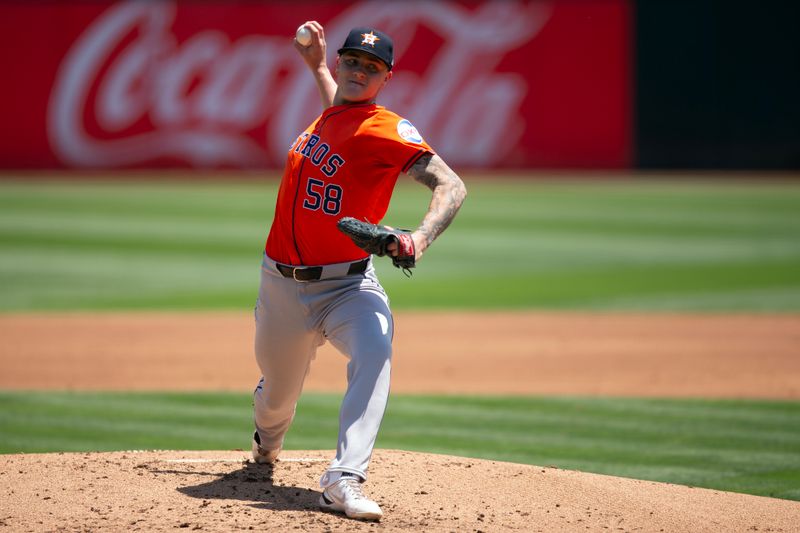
[266, 103, 433, 266]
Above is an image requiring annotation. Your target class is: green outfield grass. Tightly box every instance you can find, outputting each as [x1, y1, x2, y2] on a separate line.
[1, 391, 798, 501]
[1, 177, 799, 311]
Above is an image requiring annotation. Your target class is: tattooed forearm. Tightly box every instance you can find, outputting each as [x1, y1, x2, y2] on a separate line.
[407, 153, 467, 248]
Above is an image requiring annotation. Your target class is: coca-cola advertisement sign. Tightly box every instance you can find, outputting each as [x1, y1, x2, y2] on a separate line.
[0, 0, 631, 170]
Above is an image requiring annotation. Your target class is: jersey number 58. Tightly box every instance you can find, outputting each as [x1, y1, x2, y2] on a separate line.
[303, 177, 343, 215]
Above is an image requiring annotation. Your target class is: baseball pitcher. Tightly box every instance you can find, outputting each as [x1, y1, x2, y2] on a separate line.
[251, 21, 466, 521]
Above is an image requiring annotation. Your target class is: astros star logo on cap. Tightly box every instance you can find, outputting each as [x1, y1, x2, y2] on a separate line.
[361, 31, 380, 47]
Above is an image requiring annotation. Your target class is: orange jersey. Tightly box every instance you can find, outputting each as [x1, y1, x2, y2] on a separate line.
[265, 103, 433, 266]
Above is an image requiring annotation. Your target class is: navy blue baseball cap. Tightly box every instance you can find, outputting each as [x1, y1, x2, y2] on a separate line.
[337, 27, 394, 70]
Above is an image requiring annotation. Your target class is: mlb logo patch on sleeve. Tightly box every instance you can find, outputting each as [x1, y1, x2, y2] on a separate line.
[397, 119, 423, 144]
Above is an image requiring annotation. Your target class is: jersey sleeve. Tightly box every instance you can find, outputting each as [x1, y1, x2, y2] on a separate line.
[365, 112, 435, 173]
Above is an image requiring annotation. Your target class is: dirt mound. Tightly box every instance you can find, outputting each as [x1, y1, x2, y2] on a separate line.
[2, 449, 798, 532]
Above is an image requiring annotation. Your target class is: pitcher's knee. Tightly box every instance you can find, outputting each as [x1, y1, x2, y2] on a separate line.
[359, 335, 392, 361]
[348, 341, 392, 378]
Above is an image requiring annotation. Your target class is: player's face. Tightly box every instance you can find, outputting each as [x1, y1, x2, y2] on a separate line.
[335, 51, 392, 104]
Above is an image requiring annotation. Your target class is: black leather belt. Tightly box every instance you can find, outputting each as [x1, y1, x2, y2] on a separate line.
[276, 258, 369, 281]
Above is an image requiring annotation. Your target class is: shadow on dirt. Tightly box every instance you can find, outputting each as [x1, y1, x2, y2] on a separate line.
[169, 462, 322, 513]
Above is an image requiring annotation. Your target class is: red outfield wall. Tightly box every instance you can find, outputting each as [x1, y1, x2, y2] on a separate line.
[0, 1, 631, 170]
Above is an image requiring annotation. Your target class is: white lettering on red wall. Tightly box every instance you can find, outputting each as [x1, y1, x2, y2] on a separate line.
[48, 2, 284, 167]
[47, 1, 550, 168]
[9, 0, 629, 170]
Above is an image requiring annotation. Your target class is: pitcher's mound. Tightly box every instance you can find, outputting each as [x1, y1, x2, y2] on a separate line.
[2, 449, 798, 532]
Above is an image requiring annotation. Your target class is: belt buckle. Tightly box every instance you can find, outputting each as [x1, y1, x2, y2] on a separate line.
[292, 267, 305, 282]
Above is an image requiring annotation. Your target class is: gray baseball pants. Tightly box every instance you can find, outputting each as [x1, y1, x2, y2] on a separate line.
[252, 254, 393, 485]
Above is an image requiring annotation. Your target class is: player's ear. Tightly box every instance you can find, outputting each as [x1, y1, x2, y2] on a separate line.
[384, 71, 393, 84]
[333, 55, 341, 79]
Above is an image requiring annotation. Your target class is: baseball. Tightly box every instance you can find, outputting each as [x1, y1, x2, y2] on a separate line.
[296, 25, 312, 47]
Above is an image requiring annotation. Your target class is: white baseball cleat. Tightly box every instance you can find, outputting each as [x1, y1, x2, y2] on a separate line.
[251, 431, 280, 464]
[319, 475, 383, 521]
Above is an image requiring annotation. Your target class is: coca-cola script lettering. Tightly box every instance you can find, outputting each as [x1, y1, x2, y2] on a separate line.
[48, 1, 549, 168]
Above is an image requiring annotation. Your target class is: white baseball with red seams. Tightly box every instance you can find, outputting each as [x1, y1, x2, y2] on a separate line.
[296, 25, 312, 47]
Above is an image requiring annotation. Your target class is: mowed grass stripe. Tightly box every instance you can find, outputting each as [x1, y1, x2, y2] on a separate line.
[5, 216, 797, 261]
[0, 213, 262, 243]
[382, 261, 800, 309]
[1, 391, 798, 500]
[459, 203, 800, 238]
[384, 403, 800, 445]
[1, 178, 799, 311]
[376, 422, 800, 467]
[380, 400, 800, 467]
[402, 395, 800, 422]
[2, 391, 249, 419]
[0, 181, 276, 220]
[0, 392, 253, 452]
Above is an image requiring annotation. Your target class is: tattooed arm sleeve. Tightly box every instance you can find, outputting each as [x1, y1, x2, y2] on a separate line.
[405, 153, 467, 257]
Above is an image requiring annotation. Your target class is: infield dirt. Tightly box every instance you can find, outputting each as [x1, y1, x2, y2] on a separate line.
[2, 311, 799, 397]
[1, 311, 799, 532]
